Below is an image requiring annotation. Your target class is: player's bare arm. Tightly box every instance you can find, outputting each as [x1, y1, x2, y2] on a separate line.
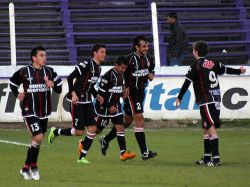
[175, 98, 181, 108]
[17, 92, 26, 101]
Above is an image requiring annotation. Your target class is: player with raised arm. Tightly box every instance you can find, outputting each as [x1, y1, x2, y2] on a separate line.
[176, 41, 246, 166]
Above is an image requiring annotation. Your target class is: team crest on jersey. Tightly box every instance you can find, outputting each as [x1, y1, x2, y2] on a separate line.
[203, 60, 214, 69]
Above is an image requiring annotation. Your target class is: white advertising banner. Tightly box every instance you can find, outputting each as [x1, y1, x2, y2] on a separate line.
[0, 75, 249, 122]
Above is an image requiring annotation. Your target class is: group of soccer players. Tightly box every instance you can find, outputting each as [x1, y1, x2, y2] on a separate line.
[10, 36, 246, 181]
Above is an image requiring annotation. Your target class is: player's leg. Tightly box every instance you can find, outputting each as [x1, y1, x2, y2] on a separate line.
[112, 115, 136, 161]
[199, 103, 221, 166]
[129, 90, 157, 160]
[78, 104, 97, 164]
[195, 128, 211, 165]
[20, 118, 32, 180]
[96, 117, 110, 156]
[206, 126, 220, 166]
[48, 103, 85, 144]
[196, 105, 213, 165]
[21, 117, 46, 180]
[206, 103, 221, 166]
[133, 113, 154, 159]
[99, 98, 134, 155]
[208, 103, 221, 165]
[78, 125, 96, 164]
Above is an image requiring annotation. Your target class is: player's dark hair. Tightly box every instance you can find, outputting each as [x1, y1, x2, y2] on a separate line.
[30, 46, 46, 62]
[193, 41, 209, 57]
[166, 12, 177, 19]
[92, 44, 106, 57]
[116, 56, 129, 66]
[133, 35, 148, 51]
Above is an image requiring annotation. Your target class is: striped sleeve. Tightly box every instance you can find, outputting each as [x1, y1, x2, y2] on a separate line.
[52, 69, 63, 94]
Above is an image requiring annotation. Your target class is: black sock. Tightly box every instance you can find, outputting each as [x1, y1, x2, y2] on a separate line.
[30, 145, 40, 169]
[23, 146, 32, 171]
[104, 127, 117, 144]
[211, 138, 220, 162]
[54, 129, 59, 136]
[135, 131, 147, 154]
[59, 128, 73, 136]
[116, 132, 126, 155]
[79, 135, 94, 159]
[203, 136, 211, 162]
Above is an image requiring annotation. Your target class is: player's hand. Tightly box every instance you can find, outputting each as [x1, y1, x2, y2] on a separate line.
[17, 92, 25, 101]
[71, 91, 79, 105]
[148, 73, 154, 81]
[122, 87, 129, 99]
[96, 94, 104, 105]
[175, 98, 181, 108]
[44, 76, 54, 88]
[109, 106, 117, 114]
[240, 66, 246, 74]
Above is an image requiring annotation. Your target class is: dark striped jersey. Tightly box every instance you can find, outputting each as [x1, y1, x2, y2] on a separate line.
[66, 59, 101, 104]
[9, 64, 63, 119]
[125, 52, 155, 89]
[95, 68, 124, 117]
[178, 57, 241, 106]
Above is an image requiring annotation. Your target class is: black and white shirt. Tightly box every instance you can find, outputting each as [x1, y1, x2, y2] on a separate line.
[178, 57, 241, 106]
[95, 68, 124, 117]
[9, 64, 63, 119]
[125, 52, 155, 89]
[66, 59, 101, 104]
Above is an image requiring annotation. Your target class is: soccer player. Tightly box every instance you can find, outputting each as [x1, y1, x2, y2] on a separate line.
[99, 35, 157, 160]
[9, 46, 63, 180]
[93, 56, 136, 161]
[48, 44, 105, 164]
[176, 41, 246, 166]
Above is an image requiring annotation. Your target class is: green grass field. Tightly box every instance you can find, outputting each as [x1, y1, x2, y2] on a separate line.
[0, 124, 250, 187]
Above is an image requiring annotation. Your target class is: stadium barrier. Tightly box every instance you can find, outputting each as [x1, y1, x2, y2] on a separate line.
[0, 66, 249, 122]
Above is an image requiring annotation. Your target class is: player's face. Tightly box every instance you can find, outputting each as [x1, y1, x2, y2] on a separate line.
[94, 47, 106, 63]
[33, 50, 46, 67]
[136, 40, 149, 56]
[115, 64, 127, 74]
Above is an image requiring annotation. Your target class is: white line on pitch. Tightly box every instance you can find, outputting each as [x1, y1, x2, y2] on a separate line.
[0, 139, 29, 146]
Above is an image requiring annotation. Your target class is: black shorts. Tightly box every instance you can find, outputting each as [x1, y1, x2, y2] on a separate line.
[123, 89, 145, 115]
[96, 114, 124, 132]
[70, 102, 96, 130]
[200, 103, 221, 130]
[24, 117, 48, 137]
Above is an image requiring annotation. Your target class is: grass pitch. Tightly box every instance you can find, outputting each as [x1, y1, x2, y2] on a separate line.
[0, 123, 250, 187]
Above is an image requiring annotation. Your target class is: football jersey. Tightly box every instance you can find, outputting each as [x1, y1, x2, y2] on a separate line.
[125, 52, 155, 89]
[95, 68, 124, 117]
[9, 64, 63, 118]
[67, 59, 101, 104]
[185, 57, 240, 105]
